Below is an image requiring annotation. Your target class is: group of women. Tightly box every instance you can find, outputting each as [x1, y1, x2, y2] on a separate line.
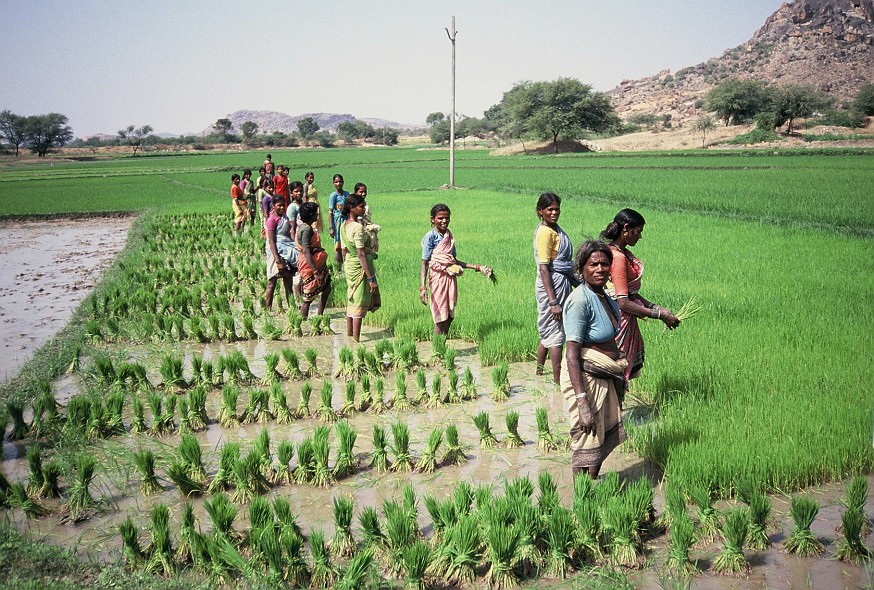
[533, 195, 680, 478]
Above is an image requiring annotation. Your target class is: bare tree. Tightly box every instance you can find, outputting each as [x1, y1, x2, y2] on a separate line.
[117, 124, 153, 155]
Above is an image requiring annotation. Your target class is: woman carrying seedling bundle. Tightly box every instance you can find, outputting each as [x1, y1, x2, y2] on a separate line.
[339, 194, 380, 341]
[562, 240, 627, 478]
[533, 192, 578, 384]
[264, 197, 296, 310]
[420, 204, 493, 335]
[602, 209, 680, 379]
[296, 202, 332, 319]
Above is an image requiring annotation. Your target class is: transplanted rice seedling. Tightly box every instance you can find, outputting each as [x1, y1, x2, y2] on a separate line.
[333, 420, 358, 479]
[573, 497, 603, 564]
[312, 426, 336, 487]
[441, 424, 467, 465]
[461, 366, 477, 400]
[178, 397, 193, 435]
[146, 503, 175, 576]
[119, 516, 144, 571]
[538, 470, 560, 516]
[208, 442, 240, 494]
[433, 512, 481, 585]
[359, 373, 372, 410]
[473, 411, 499, 448]
[402, 540, 431, 590]
[9, 481, 48, 519]
[426, 373, 443, 408]
[315, 381, 338, 423]
[6, 400, 28, 440]
[402, 482, 420, 523]
[370, 425, 391, 472]
[371, 377, 388, 413]
[656, 482, 687, 531]
[841, 475, 868, 523]
[392, 337, 421, 373]
[60, 454, 99, 523]
[226, 349, 256, 384]
[783, 495, 824, 557]
[159, 354, 187, 391]
[176, 502, 197, 565]
[336, 547, 374, 590]
[490, 362, 510, 402]
[261, 313, 284, 340]
[39, 462, 62, 499]
[834, 505, 872, 564]
[231, 451, 270, 503]
[689, 482, 720, 543]
[294, 437, 314, 485]
[26, 445, 45, 497]
[261, 352, 282, 385]
[253, 427, 276, 481]
[359, 506, 387, 551]
[132, 449, 162, 495]
[280, 529, 311, 587]
[712, 507, 750, 576]
[415, 427, 443, 473]
[544, 505, 576, 579]
[160, 395, 177, 434]
[414, 368, 429, 405]
[286, 311, 304, 338]
[293, 381, 313, 418]
[304, 348, 320, 377]
[390, 421, 415, 472]
[166, 459, 206, 498]
[382, 499, 418, 576]
[601, 496, 643, 568]
[309, 528, 339, 589]
[503, 411, 524, 448]
[330, 495, 357, 557]
[273, 496, 303, 539]
[446, 370, 461, 404]
[535, 406, 558, 451]
[178, 434, 207, 483]
[340, 381, 357, 416]
[242, 313, 257, 340]
[188, 386, 208, 431]
[281, 348, 304, 379]
[430, 334, 447, 365]
[393, 371, 412, 410]
[204, 492, 239, 541]
[484, 521, 521, 590]
[738, 480, 771, 550]
[664, 511, 699, 577]
[270, 382, 292, 424]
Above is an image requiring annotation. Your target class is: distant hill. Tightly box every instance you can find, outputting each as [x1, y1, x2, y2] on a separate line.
[204, 110, 420, 136]
[607, 0, 874, 126]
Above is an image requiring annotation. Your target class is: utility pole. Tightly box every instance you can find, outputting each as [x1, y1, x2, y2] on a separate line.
[445, 16, 457, 187]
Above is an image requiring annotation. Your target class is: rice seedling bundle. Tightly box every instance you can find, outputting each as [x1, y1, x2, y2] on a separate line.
[474, 411, 499, 449]
[231, 451, 270, 503]
[308, 528, 339, 588]
[204, 492, 238, 541]
[222, 314, 237, 341]
[166, 459, 206, 498]
[218, 385, 240, 427]
[382, 499, 418, 576]
[176, 502, 197, 565]
[305, 348, 320, 377]
[393, 338, 421, 372]
[39, 462, 62, 499]
[159, 354, 187, 391]
[365, 351, 382, 376]
[93, 355, 118, 386]
[133, 449, 162, 495]
[280, 348, 304, 379]
[490, 363, 510, 402]
[430, 334, 447, 365]
[664, 511, 698, 576]
[261, 352, 282, 385]
[474, 484, 496, 512]
[336, 547, 374, 590]
[261, 312, 283, 340]
[8, 481, 48, 518]
[435, 513, 481, 585]
[226, 349, 256, 384]
[294, 437, 314, 485]
[415, 427, 443, 473]
[340, 381, 357, 416]
[208, 315, 222, 342]
[358, 505, 387, 550]
[253, 524, 285, 583]
[484, 521, 521, 590]
[737, 481, 771, 550]
[60, 454, 99, 523]
[119, 516, 144, 570]
[842, 474, 868, 514]
[186, 387, 208, 431]
[207, 442, 240, 494]
[461, 366, 477, 400]
[503, 411, 524, 448]
[442, 424, 467, 465]
[280, 528, 311, 587]
[544, 505, 576, 579]
[783, 495, 824, 557]
[402, 481, 420, 522]
[572, 497, 602, 563]
[311, 426, 336, 487]
[65, 394, 91, 434]
[5, 400, 28, 441]
[201, 360, 215, 386]
[601, 496, 642, 568]
[333, 420, 358, 479]
[352, 345, 369, 380]
[534, 407, 558, 452]
[390, 421, 415, 472]
[359, 372, 372, 409]
[370, 425, 391, 472]
[401, 540, 431, 590]
[242, 313, 257, 340]
[146, 503, 175, 576]
[315, 381, 338, 423]
[330, 495, 357, 557]
[655, 482, 687, 532]
[177, 434, 207, 483]
[393, 371, 412, 410]
[426, 373, 443, 408]
[253, 427, 276, 481]
[26, 445, 45, 497]
[159, 394, 177, 434]
[293, 381, 312, 418]
[267, 383, 290, 426]
[287, 312, 304, 338]
[689, 482, 720, 543]
[712, 507, 750, 576]
[414, 368, 429, 405]
[212, 355, 226, 386]
[624, 476, 656, 535]
[271, 496, 303, 540]
[178, 397, 193, 435]
[189, 317, 209, 342]
[834, 506, 872, 564]
[538, 471, 560, 517]
[86, 397, 108, 439]
[371, 377, 387, 413]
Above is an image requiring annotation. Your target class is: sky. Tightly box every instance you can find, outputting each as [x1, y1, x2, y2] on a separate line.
[1, 0, 786, 137]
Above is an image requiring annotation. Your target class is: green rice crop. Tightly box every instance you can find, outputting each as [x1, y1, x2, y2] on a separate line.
[146, 503, 175, 576]
[390, 421, 414, 472]
[293, 381, 312, 418]
[329, 495, 357, 557]
[442, 424, 466, 465]
[308, 528, 338, 588]
[393, 371, 411, 410]
[664, 511, 698, 577]
[358, 506, 387, 551]
[280, 348, 303, 380]
[208, 442, 239, 494]
[333, 421, 358, 479]
[315, 381, 337, 423]
[370, 425, 390, 472]
[311, 426, 335, 487]
[119, 516, 144, 570]
[132, 449, 162, 495]
[413, 368, 428, 405]
[834, 507, 872, 565]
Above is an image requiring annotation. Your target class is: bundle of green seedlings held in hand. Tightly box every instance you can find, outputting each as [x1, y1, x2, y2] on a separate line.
[712, 507, 751, 576]
[783, 495, 824, 557]
[473, 411, 499, 448]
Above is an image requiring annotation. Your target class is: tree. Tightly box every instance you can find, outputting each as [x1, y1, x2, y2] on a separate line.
[117, 124, 153, 155]
[852, 83, 874, 116]
[425, 112, 446, 126]
[492, 78, 619, 152]
[213, 118, 234, 142]
[774, 84, 832, 134]
[240, 121, 259, 143]
[374, 127, 398, 146]
[25, 113, 73, 157]
[297, 117, 319, 139]
[693, 115, 716, 148]
[704, 78, 775, 126]
[0, 110, 27, 156]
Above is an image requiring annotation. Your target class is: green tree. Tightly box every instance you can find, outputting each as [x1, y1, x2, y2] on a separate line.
[693, 115, 716, 148]
[117, 124, 153, 156]
[0, 110, 27, 156]
[297, 117, 319, 139]
[240, 121, 259, 143]
[705, 78, 775, 126]
[425, 112, 446, 126]
[774, 83, 832, 134]
[852, 83, 874, 116]
[213, 118, 234, 142]
[25, 113, 73, 157]
[374, 127, 398, 146]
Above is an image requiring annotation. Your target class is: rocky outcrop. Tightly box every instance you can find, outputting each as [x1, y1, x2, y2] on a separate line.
[607, 0, 874, 126]
[205, 111, 413, 136]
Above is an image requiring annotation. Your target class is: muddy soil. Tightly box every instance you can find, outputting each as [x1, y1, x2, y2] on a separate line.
[0, 216, 135, 382]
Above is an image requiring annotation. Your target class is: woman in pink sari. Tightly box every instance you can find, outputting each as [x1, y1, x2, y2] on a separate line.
[420, 204, 492, 335]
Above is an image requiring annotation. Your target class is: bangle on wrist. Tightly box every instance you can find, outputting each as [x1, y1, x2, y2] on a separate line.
[419, 287, 427, 292]
[653, 306, 661, 319]
[475, 265, 481, 272]
[549, 300, 558, 307]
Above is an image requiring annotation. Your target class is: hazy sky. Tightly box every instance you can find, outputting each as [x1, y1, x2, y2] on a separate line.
[1, 0, 785, 137]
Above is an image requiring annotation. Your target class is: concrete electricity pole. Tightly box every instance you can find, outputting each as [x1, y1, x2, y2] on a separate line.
[445, 16, 457, 188]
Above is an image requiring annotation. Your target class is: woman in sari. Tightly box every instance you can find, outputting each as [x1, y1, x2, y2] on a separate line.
[601, 209, 680, 379]
[264, 197, 296, 310]
[296, 202, 331, 320]
[303, 171, 323, 232]
[339, 194, 380, 341]
[419, 203, 492, 335]
[534, 192, 578, 384]
[328, 173, 349, 264]
[562, 240, 627, 478]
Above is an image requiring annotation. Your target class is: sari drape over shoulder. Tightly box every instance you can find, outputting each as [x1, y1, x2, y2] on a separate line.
[608, 246, 645, 379]
[560, 347, 628, 470]
[428, 230, 460, 324]
[341, 220, 380, 318]
[534, 225, 578, 348]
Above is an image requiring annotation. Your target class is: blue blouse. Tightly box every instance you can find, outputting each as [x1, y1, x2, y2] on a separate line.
[563, 283, 621, 344]
[421, 228, 456, 261]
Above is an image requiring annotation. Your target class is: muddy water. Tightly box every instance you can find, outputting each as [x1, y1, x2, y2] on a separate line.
[0, 216, 135, 382]
[3, 317, 873, 589]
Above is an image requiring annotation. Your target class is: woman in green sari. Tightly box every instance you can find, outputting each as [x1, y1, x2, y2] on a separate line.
[339, 194, 380, 341]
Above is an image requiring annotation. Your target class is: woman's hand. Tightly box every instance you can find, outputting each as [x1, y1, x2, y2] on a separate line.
[577, 396, 595, 435]
[549, 304, 562, 322]
[368, 278, 378, 294]
[659, 308, 681, 330]
[419, 288, 428, 306]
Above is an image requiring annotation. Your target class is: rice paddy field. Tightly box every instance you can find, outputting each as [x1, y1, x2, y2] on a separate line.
[0, 146, 872, 588]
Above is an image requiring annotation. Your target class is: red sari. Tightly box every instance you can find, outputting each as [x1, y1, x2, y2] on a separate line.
[609, 245, 645, 379]
[428, 230, 460, 324]
[297, 229, 329, 302]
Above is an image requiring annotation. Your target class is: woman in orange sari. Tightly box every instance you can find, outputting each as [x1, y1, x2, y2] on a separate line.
[296, 202, 332, 319]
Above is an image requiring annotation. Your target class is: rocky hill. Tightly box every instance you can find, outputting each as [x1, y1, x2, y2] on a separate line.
[207, 110, 416, 136]
[607, 0, 874, 126]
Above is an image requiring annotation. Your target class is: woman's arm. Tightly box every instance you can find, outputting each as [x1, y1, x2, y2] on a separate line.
[420, 260, 429, 305]
[615, 297, 680, 328]
[357, 247, 377, 293]
[565, 341, 595, 434]
[538, 262, 562, 321]
[267, 224, 284, 269]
